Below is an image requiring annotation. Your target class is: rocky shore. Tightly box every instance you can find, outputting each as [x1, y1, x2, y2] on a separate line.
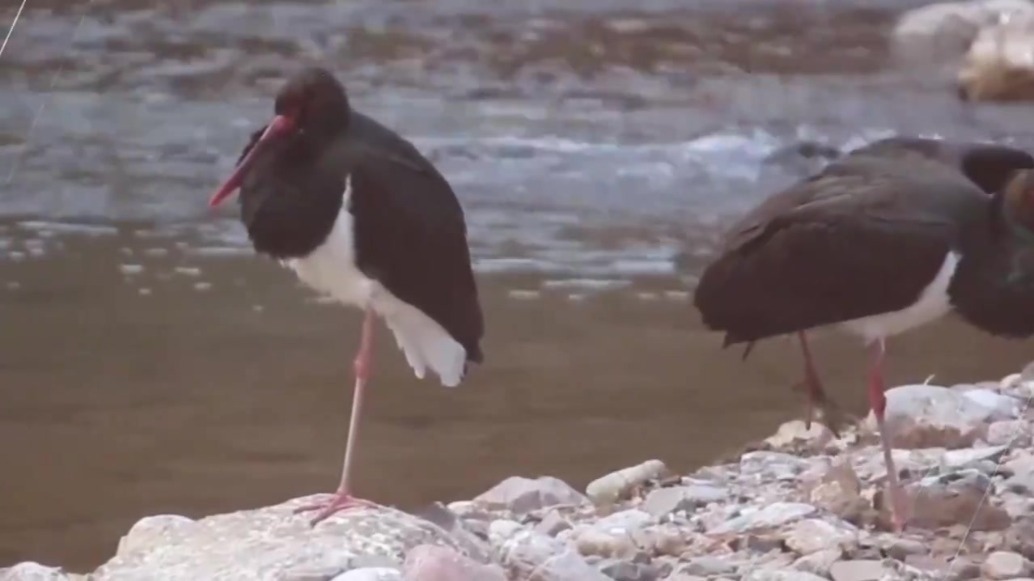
[6, 364, 1034, 581]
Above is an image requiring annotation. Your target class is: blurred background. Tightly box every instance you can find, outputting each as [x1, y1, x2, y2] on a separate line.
[2, 0, 1034, 570]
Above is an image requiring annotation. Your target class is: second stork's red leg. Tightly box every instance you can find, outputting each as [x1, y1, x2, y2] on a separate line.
[796, 332, 847, 436]
[295, 306, 379, 525]
[867, 338, 909, 532]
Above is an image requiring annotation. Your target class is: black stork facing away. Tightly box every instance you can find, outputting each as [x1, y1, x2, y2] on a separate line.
[693, 138, 1034, 531]
[208, 67, 484, 525]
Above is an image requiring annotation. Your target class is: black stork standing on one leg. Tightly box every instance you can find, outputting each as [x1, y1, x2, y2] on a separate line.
[208, 67, 484, 525]
[693, 141, 1034, 532]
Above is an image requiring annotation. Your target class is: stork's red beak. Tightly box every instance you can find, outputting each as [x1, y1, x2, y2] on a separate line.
[209, 115, 296, 208]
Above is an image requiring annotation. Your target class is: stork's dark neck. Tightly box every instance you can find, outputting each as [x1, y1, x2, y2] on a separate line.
[237, 129, 347, 261]
[949, 195, 1034, 337]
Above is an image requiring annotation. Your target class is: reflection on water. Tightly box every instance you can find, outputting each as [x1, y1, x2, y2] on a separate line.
[2, 0, 1034, 571]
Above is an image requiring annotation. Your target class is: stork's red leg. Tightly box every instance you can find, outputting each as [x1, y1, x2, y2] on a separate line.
[795, 331, 847, 436]
[867, 338, 909, 532]
[294, 307, 378, 525]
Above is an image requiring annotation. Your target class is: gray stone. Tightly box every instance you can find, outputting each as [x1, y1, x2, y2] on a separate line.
[905, 471, 1011, 531]
[677, 556, 737, 577]
[90, 497, 481, 581]
[410, 502, 491, 562]
[828, 559, 894, 581]
[885, 538, 927, 560]
[597, 558, 662, 581]
[944, 445, 1009, 469]
[791, 548, 842, 577]
[593, 509, 654, 535]
[807, 458, 868, 523]
[709, 502, 816, 535]
[982, 551, 1031, 579]
[988, 420, 1033, 447]
[740, 451, 810, 480]
[640, 485, 728, 518]
[474, 475, 587, 514]
[533, 510, 572, 537]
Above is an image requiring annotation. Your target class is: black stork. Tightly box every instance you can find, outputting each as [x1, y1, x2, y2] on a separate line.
[768, 137, 1034, 429]
[693, 139, 1034, 531]
[208, 67, 484, 525]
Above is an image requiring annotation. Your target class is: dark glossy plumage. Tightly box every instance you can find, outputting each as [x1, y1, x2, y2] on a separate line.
[694, 143, 1034, 347]
[233, 68, 483, 366]
[845, 136, 1034, 195]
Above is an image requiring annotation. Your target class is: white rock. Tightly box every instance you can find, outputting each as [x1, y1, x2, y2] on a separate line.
[586, 460, 668, 506]
[116, 514, 196, 555]
[981, 550, 1031, 579]
[91, 497, 481, 581]
[474, 476, 587, 514]
[0, 562, 75, 581]
[764, 420, 834, 452]
[572, 527, 634, 558]
[331, 567, 402, 581]
[873, 384, 998, 449]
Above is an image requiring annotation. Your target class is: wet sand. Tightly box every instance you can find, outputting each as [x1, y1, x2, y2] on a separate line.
[0, 226, 1032, 570]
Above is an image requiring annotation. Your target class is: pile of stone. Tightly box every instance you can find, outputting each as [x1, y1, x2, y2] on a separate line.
[6, 368, 1034, 581]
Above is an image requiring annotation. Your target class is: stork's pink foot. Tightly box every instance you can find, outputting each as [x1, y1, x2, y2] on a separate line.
[294, 491, 376, 526]
[887, 482, 911, 533]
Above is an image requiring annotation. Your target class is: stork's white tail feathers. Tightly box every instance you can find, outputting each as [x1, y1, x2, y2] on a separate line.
[379, 297, 467, 388]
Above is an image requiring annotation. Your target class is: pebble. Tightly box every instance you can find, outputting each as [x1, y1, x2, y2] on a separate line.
[784, 518, 857, 555]
[640, 485, 728, 518]
[828, 559, 893, 581]
[474, 475, 588, 514]
[982, 550, 1031, 579]
[709, 502, 816, 534]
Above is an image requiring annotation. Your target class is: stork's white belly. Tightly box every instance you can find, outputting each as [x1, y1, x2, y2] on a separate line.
[281, 175, 469, 387]
[838, 251, 959, 343]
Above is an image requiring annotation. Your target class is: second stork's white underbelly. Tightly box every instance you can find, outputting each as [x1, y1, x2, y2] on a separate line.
[281, 176, 468, 387]
[837, 251, 960, 343]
